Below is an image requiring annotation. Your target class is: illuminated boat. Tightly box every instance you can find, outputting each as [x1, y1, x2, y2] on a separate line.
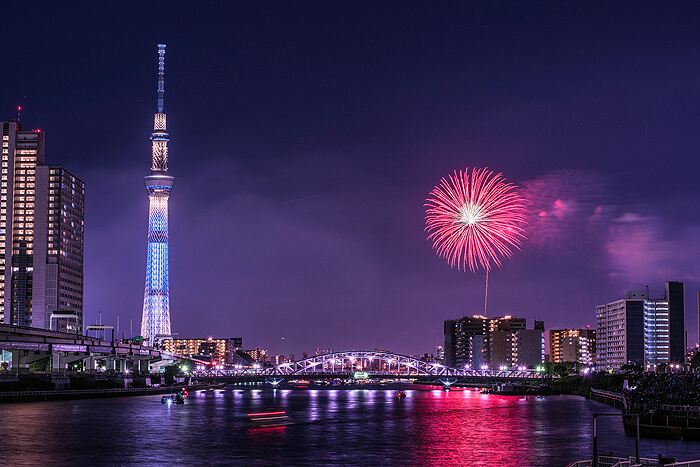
[246, 411, 294, 428]
[161, 394, 185, 405]
[396, 391, 406, 398]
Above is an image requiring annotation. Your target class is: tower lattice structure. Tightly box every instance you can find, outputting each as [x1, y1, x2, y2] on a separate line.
[141, 44, 174, 344]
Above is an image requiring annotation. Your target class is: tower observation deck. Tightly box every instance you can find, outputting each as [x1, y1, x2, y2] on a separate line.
[141, 44, 174, 344]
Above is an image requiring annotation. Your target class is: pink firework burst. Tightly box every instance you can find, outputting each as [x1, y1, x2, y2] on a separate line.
[425, 168, 527, 272]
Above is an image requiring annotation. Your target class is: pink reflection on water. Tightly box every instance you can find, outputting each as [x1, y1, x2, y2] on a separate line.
[407, 390, 547, 466]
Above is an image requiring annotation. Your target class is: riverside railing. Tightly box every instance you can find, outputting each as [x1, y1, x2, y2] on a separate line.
[566, 456, 700, 467]
[591, 388, 627, 410]
[629, 403, 700, 419]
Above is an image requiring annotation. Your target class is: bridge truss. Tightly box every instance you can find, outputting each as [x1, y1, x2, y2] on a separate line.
[189, 350, 544, 381]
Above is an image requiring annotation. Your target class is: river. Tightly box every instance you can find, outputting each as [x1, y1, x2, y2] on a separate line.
[2, 386, 700, 466]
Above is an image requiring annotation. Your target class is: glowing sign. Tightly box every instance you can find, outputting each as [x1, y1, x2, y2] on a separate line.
[353, 372, 369, 379]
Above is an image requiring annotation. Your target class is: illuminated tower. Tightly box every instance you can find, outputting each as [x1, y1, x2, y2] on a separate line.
[141, 44, 174, 344]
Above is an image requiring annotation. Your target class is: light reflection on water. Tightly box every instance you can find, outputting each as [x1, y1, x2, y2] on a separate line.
[2, 388, 700, 466]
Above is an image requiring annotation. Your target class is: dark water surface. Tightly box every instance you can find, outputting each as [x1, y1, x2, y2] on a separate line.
[2, 387, 700, 466]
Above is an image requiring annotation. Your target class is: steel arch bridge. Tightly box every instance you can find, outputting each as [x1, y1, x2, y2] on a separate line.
[188, 350, 545, 382]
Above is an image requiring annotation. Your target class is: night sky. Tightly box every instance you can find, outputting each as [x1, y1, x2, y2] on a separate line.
[2, 2, 699, 357]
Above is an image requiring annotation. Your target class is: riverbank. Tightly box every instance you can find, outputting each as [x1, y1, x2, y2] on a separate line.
[574, 383, 700, 442]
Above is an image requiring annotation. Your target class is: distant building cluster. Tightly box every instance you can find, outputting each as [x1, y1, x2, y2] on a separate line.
[160, 338, 292, 369]
[596, 281, 685, 371]
[162, 337, 242, 366]
[443, 315, 544, 369]
[441, 281, 687, 373]
[0, 120, 84, 333]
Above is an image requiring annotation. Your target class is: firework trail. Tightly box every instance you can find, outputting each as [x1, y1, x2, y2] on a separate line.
[425, 168, 527, 313]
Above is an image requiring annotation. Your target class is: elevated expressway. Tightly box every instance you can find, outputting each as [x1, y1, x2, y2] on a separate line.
[0, 324, 174, 373]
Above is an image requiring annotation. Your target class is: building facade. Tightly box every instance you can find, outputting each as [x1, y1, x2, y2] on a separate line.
[596, 290, 646, 371]
[644, 299, 670, 367]
[0, 121, 84, 331]
[444, 315, 488, 368]
[514, 329, 545, 368]
[643, 281, 685, 367]
[666, 281, 685, 364]
[549, 329, 596, 365]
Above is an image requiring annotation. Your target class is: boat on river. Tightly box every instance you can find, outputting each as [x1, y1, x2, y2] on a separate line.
[246, 411, 294, 428]
[161, 394, 185, 404]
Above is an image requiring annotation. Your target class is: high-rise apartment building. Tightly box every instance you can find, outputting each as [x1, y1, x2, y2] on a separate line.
[666, 281, 685, 363]
[489, 316, 544, 368]
[549, 329, 596, 365]
[444, 315, 488, 367]
[596, 290, 646, 371]
[1, 121, 84, 331]
[644, 299, 669, 366]
[597, 283, 685, 371]
[514, 329, 546, 368]
[644, 281, 685, 367]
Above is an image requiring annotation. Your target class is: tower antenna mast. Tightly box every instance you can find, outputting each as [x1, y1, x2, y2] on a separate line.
[157, 44, 165, 114]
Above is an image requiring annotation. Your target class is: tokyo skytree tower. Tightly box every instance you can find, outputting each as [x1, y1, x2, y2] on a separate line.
[141, 44, 174, 344]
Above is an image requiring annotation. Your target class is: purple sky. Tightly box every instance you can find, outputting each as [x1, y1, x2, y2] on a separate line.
[2, 2, 699, 356]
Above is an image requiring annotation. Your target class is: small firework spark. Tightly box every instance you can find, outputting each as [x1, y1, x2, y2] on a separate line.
[425, 168, 527, 273]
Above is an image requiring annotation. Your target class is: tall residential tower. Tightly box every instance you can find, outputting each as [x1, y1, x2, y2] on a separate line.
[1, 121, 85, 331]
[141, 44, 174, 344]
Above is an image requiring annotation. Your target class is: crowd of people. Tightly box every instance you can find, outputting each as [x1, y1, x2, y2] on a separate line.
[623, 373, 700, 407]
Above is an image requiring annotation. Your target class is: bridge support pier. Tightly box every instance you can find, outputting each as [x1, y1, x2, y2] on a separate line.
[59, 352, 86, 368]
[438, 378, 457, 390]
[266, 378, 284, 387]
[52, 352, 66, 372]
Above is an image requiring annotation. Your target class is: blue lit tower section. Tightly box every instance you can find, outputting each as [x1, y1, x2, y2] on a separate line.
[141, 44, 174, 344]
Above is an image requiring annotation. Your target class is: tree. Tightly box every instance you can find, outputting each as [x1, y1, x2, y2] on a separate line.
[690, 353, 700, 371]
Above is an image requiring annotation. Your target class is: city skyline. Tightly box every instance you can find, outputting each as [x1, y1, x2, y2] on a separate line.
[0, 2, 698, 356]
